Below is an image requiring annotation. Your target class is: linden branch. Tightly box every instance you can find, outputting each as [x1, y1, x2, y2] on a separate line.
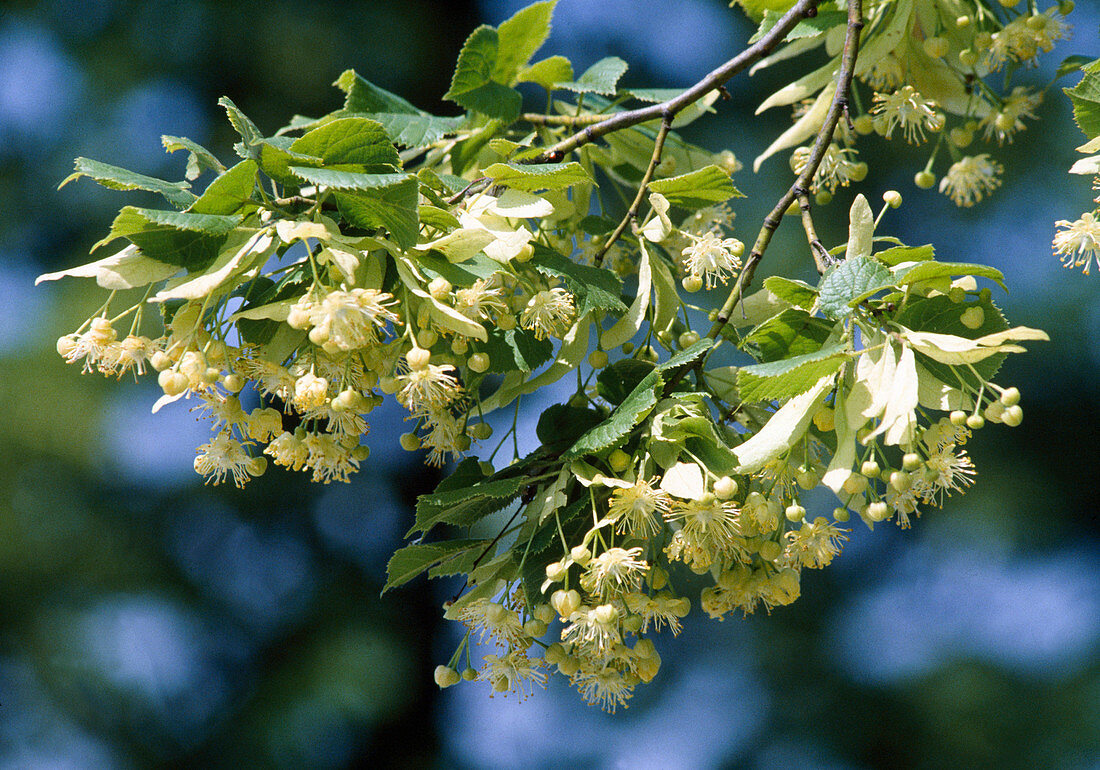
[532, 0, 823, 162]
[707, 0, 865, 340]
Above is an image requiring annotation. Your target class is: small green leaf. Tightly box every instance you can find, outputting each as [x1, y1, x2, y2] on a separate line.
[445, 26, 522, 121]
[530, 245, 626, 317]
[517, 55, 573, 90]
[749, 8, 846, 43]
[597, 359, 656, 405]
[483, 327, 554, 372]
[892, 260, 1006, 292]
[368, 113, 464, 148]
[218, 96, 265, 157]
[411, 475, 530, 536]
[818, 255, 892, 318]
[762, 275, 817, 310]
[290, 117, 400, 170]
[95, 207, 242, 270]
[334, 69, 421, 114]
[560, 56, 628, 96]
[383, 539, 489, 592]
[744, 307, 832, 362]
[329, 177, 420, 248]
[1057, 54, 1095, 80]
[874, 244, 934, 266]
[537, 404, 606, 453]
[648, 165, 743, 208]
[1064, 64, 1100, 139]
[738, 343, 851, 402]
[188, 160, 258, 216]
[564, 369, 662, 458]
[162, 135, 226, 180]
[288, 167, 413, 191]
[483, 161, 593, 191]
[60, 157, 196, 210]
[494, 0, 557, 85]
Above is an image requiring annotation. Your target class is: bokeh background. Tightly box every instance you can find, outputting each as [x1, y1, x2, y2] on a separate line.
[2, 0, 1098, 767]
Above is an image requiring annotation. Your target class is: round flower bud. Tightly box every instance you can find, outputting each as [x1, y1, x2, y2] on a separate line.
[594, 603, 618, 625]
[379, 376, 399, 394]
[570, 545, 592, 566]
[454, 435, 471, 452]
[914, 170, 936, 189]
[406, 348, 431, 370]
[759, 539, 782, 561]
[1000, 387, 1021, 406]
[550, 588, 580, 618]
[461, 667, 478, 681]
[861, 460, 881, 479]
[648, 565, 668, 590]
[545, 560, 567, 582]
[434, 665, 461, 689]
[960, 306, 985, 329]
[287, 304, 312, 330]
[950, 127, 973, 149]
[469, 422, 493, 440]
[815, 190, 833, 206]
[202, 366, 221, 385]
[889, 470, 911, 492]
[515, 242, 535, 263]
[399, 432, 421, 451]
[56, 334, 79, 358]
[850, 162, 869, 182]
[713, 476, 737, 500]
[949, 410, 968, 426]
[965, 414, 985, 430]
[842, 473, 868, 495]
[677, 331, 700, 349]
[479, 461, 495, 476]
[418, 328, 438, 348]
[984, 400, 1006, 422]
[223, 373, 245, 393]
[682, 275, 703, 293]
[307, 326, 329, 346]
[497, 313, 516, 331]
[1058, 0, 1074, 14]
[159, 370, 189, 397]
[468, 352, 490, 373]
[948, 286, 967, 304]
[902, 452, 923, 471]
[867, 501, 890, 521]
[621, 342, 635, 354]
[246, 456, 268, 477]
[524, 619, 548, 637]
[352, 446, 371, 461]
[959, 48, 979, 68]
[796, 466, 819, 490]
[1002, 405, 1023, 427]
[785, 503, 806, 522]
[956, 14, 971, 27]
[621, 615, 642, 633]
[428, 276, 452, 299]
[332, 388, 360, 412]
[833, 506, 850, 522]
[853, 114, 875, 135]
[588, 349, 609, 369]
[451, 337, 468, 355]
[543, 643, 567, 666]
[149, 350, 172, 371]
[883, 190, 903, 208]
[812, 407, 835, 433]
[923, 36, 949, 59]
[608, 448, 631, 473]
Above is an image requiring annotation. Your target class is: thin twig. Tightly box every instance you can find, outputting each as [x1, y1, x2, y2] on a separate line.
[446, 177, 491, 205]
[593, 117, 672, 267]
[534, 0, 823, 163]
[521, 113, 607, 127]
[797, 189, 834, 274]
[707, 0, 864, 340]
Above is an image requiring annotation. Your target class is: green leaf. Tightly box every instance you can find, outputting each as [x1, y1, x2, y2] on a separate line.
[383, 539, 489, 592]
[874, 244, 934, 266]
[483, 327, 554, 372]
[290, 117, 400, 170]
[560, 56, 628, 96]
[658, 338, 713, 373]
[744, 307, 833, 362]
[536, 404, 605, 453]
[749, 8, 846, 43]
[162, 135, 226, 180]
[411, 475, 529, 536]
[895, 293, 1009, 388]
[1064, 65, 1100, 139]
[738, 343, 851, 402]
[288, 167, 413, 191]
[818, 256, 892, 318]
[892, 260, 1006, 292]
[1057, 54, 1095, 80]
[334, 69, 421, 115]
[367, 112, 464, 149]
[564, 369, 662, 458]
[530, 245, 627, 317]
[60, 157, 196, 210]
[647, 165, 743, 209]
[517, 55, 573, 90]
[95, 207, 242, 270]
[330, 177, 420, 249]
[596, 359, 656, 405]
[188, 160, 257, 216]
[762, 275, 818, 311]
[483, 161, 593, 191]
[218, 96, 265, 157]
[494, 0, 557, 85]
[444, 26, 522, 121]
[256, 139, 322, 186]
